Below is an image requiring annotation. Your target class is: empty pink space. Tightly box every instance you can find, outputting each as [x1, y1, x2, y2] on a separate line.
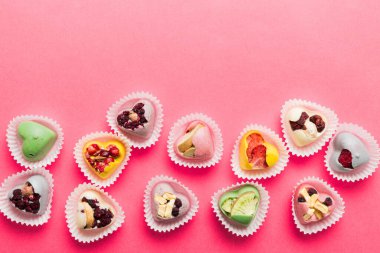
[0, 0, 379, 252]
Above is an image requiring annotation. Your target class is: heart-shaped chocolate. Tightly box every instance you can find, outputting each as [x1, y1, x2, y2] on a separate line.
[239, 130, 279, 170]
[330, 132, 370, 172]
[117, 99, 155, 139]
[218, 184, 260, 226]
[151, 182, 190, 221]
[294, 184, 335, 225]
[285, 107, 327, 147]
[76, 190, 115, 230]
[18, 121, 57, 162]
[174, 120, 215, 160]
[82, 140, 126, 179]
[8, 175, 49, 215]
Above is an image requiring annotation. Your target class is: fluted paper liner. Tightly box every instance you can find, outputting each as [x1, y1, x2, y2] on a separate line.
[211, 181, 270, 237]
[325, 123, 380, 182]
[65, 183, 125, 243]
[231, 124, 289, 180]
[144, 175, 199, 232]
[7, 115, 64, 169]
[281, 99, 338, 157]
[167, 113, 223, 168]
[74, 132, 131, 188]
[292, 177, 345, 234]
[107, 91, 164, 149]
[0, 167, 54, 226]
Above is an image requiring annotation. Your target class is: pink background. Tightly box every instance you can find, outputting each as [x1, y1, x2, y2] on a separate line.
[1, 1, 380, 252]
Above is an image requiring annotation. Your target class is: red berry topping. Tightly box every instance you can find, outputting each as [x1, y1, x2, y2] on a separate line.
[338, 149, 353, 169]
[289, 112, 309, 131]
[110, 147, 120, 157]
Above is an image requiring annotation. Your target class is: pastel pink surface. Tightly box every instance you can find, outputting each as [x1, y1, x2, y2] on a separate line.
[0, 1, 379, 252]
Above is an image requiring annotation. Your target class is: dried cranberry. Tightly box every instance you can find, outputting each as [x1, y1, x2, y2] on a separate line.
[289, 112, 309, 131]
[323, 197, 333, 206]
[133, 103, 144, 110]
[310, 115, 325, 132]
[307, 188, 318, 196]
[338, 149, 353, 169]
[174, 198, 182, 208]
[171, 207, 180, 217]
[13, 189, 22, 197]
[298, 196, 306, 202]
[109, 147, 120, 157]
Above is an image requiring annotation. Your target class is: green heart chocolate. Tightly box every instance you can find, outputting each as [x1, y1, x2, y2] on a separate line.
[18, 121, 57, 161]
[218, 184, 260, 226]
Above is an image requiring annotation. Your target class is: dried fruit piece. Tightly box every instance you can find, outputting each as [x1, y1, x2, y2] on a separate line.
[310, 115, 326, 132]
[289, 112, 309, 131]
[338, 149, 354, 169]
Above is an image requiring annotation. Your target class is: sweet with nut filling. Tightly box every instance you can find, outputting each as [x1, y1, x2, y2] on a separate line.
[294, 184, 335, 225]
[174, 120, 215, 160]
[76, 190, 115, 230]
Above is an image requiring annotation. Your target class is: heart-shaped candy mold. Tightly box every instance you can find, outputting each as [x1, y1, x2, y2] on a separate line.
[174, 120, 214, 160]
[239, 130, 279, 170]
[294, 184, 335, 225]
[18, 121, 57, 162]
[285, 107, 327, 147]
[218, 184, 260, 226]
[117, 99, 155, 139]
[330, 132, 370, 172]
[82, 140, 127, 180]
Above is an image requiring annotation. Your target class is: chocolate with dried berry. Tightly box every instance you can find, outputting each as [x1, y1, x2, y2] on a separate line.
[285, 107, 327, 147]
[8, 175, 49, 215]
[116, 99, 155, 139]
[82, 140, 126, 180]
[329, 132, 370, 173]
[77, 190, 115, 230]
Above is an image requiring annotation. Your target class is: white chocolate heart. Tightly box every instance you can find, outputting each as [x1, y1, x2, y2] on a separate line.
[330, 132, 369, 172]
[8, 175, 49, 215]
[286, 107, 327, 147]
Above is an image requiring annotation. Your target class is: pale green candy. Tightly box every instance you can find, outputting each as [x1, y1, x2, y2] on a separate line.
[17, 121, 57, 162]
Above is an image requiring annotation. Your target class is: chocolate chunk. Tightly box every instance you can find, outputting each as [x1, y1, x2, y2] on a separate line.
[289, 112, 309, 131]
[310, 115, 325, 132]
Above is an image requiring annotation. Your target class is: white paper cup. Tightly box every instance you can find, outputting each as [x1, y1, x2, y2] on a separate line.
[281, 99, 339, 157]
[74, 132, 131, 188]
[144, 175, 199, 232]
[292, 176, 345, 234]
[211, 181, 270, 237]
[106, 91, 164, 149]
[325, 123, 380, 182]
[167, 113, 223, 168]
[65, 183, 125, 243]
[0, 167, 54, 226]
[7, 115, 64, 169]
[231, 124, 289, 180]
